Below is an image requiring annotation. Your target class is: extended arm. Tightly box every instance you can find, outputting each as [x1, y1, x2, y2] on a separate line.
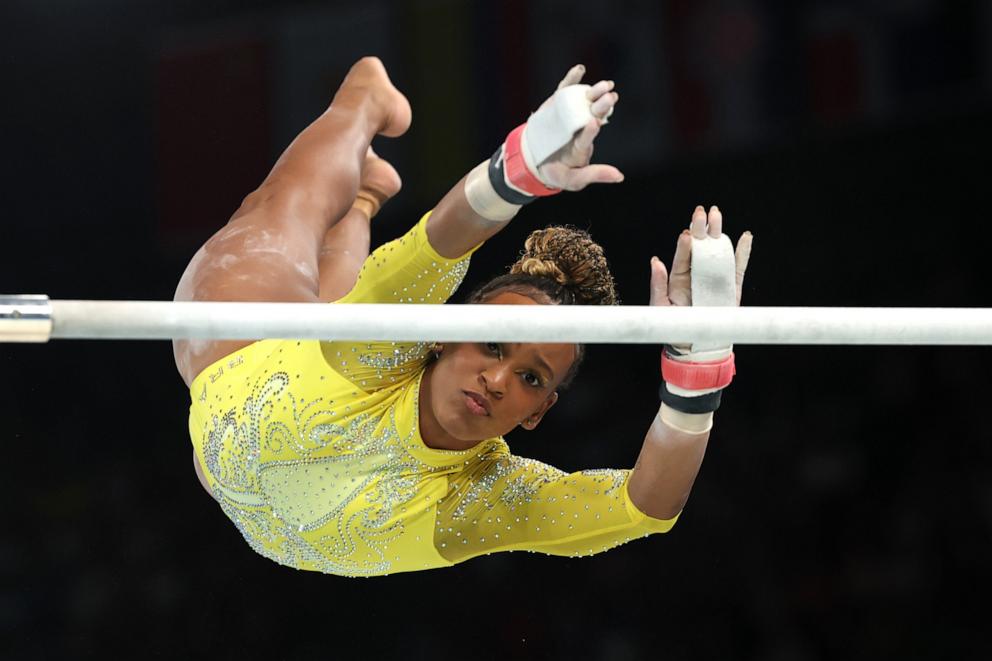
[628, 206, 753, 519]
[426, 65, 623, 258]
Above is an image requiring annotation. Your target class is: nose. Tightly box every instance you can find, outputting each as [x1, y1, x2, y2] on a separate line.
[479, 364, 508, 399]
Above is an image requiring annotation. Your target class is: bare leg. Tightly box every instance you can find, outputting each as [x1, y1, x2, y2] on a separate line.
[318, 147, 402, 302]
[173, 56, 412, 387]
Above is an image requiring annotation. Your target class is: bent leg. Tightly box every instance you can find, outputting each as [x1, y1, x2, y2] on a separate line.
[318, 147, 402, 302]
[173, 56, 411, 387]
[317, 208, 372, 303]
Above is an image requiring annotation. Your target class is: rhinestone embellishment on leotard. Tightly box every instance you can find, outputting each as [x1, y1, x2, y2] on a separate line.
[201, 371, 436, 576]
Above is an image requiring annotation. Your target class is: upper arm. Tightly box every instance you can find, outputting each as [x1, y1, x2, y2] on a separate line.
[434, 450, 677, 564]
[321, 211, 482, 391]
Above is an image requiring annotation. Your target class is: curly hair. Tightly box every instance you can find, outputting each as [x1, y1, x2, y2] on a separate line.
[467, 226, 618, 388]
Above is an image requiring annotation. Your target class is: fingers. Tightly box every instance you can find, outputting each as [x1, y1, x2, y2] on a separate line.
[571, 119, 600, 157]
[565, 118, 610, 169]
[586, 80, 617, 123]
[556, 71, 618, 122]
[558, 64, 586, 90]
[690, 205, 708, 239]
[560, 69, 614, 102]
[543, 162, 624, 191]
[689, 205, 723, 238]
[586, 79, 615, 101]
[707, 205, 722, 238]
[734, 231, 753, 305]
[590, 91, 618, 122]
[649, 257, 670, 306]
[665, 231, 693, 307]
[671, 230, 692, 276]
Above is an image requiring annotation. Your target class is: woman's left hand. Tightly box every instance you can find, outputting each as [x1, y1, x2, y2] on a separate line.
[534, 65, 625, 192]
[649, 205, 753, 307]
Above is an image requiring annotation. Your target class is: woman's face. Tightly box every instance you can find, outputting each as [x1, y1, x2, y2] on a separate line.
[420, 291, 576, 450]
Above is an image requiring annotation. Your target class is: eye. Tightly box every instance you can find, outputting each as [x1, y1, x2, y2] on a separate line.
[523, 373, 542, 388]
[484, 342, 501, 357]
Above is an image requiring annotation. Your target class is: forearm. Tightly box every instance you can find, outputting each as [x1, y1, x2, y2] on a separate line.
[627, 404, 712, 520]
[426, 165, 519, 258]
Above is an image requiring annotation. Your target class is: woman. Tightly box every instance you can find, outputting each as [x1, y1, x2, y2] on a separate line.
[174, 57, 752, 577]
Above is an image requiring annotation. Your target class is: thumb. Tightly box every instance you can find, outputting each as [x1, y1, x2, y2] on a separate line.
[557, 64, 586, 90]
[649, 257, 670, 306]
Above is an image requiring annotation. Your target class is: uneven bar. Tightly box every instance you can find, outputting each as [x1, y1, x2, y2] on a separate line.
[0, 298, 978, 345]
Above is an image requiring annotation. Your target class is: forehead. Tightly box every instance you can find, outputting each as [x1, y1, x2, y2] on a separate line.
[481, 291, 576, 373]
[482, 290, 546, 306]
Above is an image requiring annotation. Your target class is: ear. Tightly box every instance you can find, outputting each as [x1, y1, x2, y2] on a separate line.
[519, 391, 559, 431]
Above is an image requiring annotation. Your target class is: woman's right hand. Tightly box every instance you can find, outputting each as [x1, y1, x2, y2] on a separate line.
[649, 205, 752, 309]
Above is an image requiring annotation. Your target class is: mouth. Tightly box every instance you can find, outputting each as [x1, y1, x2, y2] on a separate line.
[462, 390, 491, 416]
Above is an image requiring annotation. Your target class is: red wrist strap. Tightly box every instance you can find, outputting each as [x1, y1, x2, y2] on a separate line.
[503, 124, 561, 197]
[661, 351, 736, 391]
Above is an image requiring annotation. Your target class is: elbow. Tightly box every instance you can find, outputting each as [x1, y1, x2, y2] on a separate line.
[628, 482, 687, 521]
[642, 502, 684, 522]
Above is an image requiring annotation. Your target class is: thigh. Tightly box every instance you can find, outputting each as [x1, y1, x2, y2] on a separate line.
[173, 204, 325, 386]
[317, 207, 371, 302]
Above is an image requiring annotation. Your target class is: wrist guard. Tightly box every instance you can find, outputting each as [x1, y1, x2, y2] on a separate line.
[659, 346, 736, 414]
[487, 83, 601, 205]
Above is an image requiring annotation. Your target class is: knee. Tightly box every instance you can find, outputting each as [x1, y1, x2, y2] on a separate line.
[236, 179, 285, 216]
[236, 179, 341, 223]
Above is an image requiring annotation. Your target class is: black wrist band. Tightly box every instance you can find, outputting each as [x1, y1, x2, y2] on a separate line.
[659, 383, 723, 414]
[488, 145, 536, 206]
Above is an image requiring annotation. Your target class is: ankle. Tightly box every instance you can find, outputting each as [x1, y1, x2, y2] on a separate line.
[352, 191, 380, 219]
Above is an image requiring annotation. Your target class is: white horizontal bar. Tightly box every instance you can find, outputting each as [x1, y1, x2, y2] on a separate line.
[28, 299, 992, 345]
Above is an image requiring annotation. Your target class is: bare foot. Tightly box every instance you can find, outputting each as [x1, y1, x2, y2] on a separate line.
[334, 56, 412, 138]
[354, 147, 401, 218]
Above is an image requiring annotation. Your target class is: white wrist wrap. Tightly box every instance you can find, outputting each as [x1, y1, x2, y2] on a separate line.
[522, 84, 596, 173]
[658, 404, 713, 434]
[464, 160, 521, 223]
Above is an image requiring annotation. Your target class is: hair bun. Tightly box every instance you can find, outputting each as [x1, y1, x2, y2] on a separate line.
[509, 226, 618, 305]
[514, 257, 568, 284]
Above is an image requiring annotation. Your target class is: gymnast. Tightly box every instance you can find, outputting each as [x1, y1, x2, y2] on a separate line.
[173, 57, 752, 576]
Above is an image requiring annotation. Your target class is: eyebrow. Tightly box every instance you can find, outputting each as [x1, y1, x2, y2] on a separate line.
[509, 343, 555, 381]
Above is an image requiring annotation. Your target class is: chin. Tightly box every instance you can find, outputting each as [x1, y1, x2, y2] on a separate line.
[439, 406, 493, 445]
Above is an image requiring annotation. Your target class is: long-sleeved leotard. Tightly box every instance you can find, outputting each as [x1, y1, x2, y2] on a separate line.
[187, 213, 676, 577]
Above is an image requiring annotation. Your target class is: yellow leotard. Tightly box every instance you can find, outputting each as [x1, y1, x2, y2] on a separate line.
[188, 212, 677, 577]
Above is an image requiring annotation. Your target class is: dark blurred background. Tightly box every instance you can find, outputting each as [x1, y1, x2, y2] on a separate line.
[2, 0, 991, 659]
